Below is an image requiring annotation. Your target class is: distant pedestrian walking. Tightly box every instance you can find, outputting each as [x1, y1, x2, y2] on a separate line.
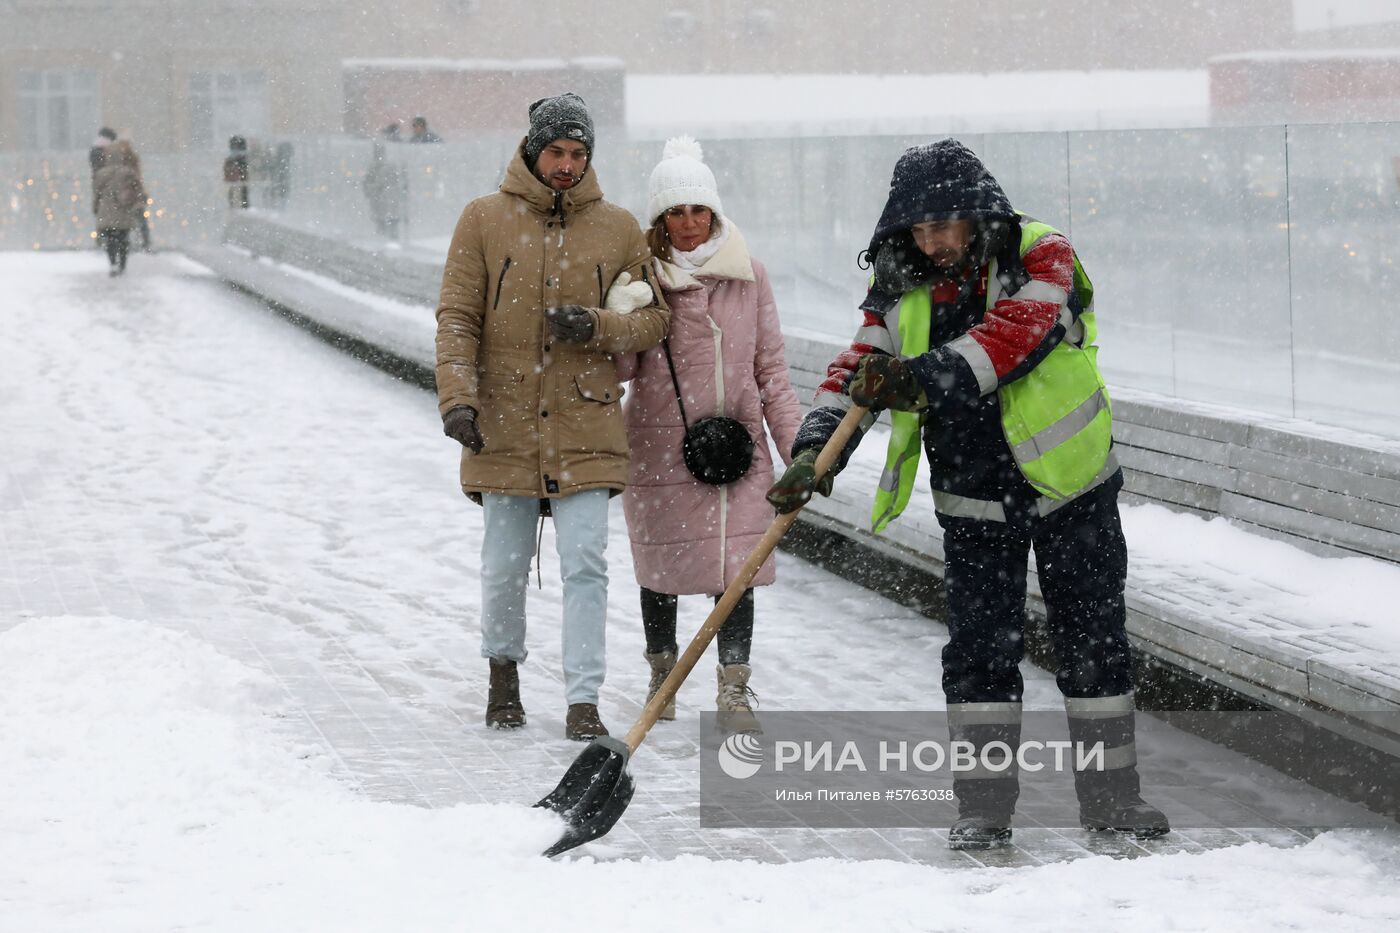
[223, 136, 250, 209]
[409, 116, 442, 144]
[362, 141, 407, 239]
[92, 142, 145, 277]
[122, 139, 153, 251]
[269, 142, 295, 210]
[89, 127, 117, 247]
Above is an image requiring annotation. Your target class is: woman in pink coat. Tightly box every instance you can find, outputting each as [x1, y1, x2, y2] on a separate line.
[614, 137, 802, 732]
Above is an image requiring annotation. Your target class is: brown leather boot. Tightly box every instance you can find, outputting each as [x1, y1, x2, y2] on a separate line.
[485, 658, 525, 729]
[644, 649, 677, 721]
[565, 703, 609, 741]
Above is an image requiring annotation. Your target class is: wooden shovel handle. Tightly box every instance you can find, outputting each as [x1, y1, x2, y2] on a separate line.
[622, 404, 868, 753]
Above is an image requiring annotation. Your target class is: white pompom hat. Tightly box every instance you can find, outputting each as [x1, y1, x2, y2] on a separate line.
[646, 136, 723, 224]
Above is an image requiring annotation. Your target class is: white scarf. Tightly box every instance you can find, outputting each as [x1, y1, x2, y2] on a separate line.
[671, 217, 730, 272]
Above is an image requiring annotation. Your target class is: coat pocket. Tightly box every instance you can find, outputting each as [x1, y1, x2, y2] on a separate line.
[574, 370, 624, 404]
[480, 369, 526, 401]
[492, 257, 512, 310]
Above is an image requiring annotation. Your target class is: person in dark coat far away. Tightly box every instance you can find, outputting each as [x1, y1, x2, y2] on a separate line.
[92, 141, 145, 276]
[223, 136, 250, 209]
[409, 116, 442, 144]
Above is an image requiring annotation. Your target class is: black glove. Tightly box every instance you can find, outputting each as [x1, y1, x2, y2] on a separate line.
[442, 405, 484, 454]
[765, 448, 835, 514]
[848, 353, 926, 412]
[545, 304, 595, 344]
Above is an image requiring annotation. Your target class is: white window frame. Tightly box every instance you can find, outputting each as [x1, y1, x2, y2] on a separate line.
[16, 69, 101, 151]
[188, 70, 268, 149]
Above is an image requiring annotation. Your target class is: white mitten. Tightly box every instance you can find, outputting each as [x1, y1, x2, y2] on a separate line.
[604, 271, 655, 314]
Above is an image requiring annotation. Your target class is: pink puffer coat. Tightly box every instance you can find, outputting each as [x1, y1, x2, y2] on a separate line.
[616, 224, 802, 596]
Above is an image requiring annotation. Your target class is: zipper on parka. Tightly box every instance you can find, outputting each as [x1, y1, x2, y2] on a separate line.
[493, 257, 512, 310]
[551, 192, 567, 247]
[596, 265, 604, 306]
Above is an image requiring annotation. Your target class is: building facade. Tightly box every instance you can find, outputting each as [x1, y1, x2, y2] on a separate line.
[0, 0, 344, 152]
[0, 0, 1344, 153]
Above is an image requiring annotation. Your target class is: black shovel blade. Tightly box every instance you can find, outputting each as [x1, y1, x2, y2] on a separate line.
[535, 735, 635, 857]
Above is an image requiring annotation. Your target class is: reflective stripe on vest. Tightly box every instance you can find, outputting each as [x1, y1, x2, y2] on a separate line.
[871, 284, 933, 533]
[871, 218, 1113, 530]
[930, 449, 1120, 522]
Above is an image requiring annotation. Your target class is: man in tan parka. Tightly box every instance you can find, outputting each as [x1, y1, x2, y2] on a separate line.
[435, 93, 669, 741]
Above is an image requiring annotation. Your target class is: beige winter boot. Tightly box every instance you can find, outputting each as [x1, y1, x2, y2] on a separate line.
[644, 649, 678, 721]
[716, 663, 761, 735]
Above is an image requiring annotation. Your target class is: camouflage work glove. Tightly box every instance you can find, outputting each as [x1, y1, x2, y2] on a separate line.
[545, 304, 595, 344]
[848, 353, 926, 412]
[442, 405, 484, 454]
[765, 448, 835, 514]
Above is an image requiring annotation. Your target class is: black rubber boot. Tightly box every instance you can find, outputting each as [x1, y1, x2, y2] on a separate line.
[1079, 796, 1171, 837]
[947, 709, 1021, 851]
[1076, 764, 1170, 837]
[1066, 700, 1169, 838]
[949, 811, 1014, 850]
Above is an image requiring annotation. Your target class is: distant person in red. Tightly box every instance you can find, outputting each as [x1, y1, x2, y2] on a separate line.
[223, 136, 250, 209]
[408, 116, 442, 144]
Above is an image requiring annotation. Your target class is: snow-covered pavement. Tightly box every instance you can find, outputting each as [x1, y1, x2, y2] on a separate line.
[4, 251, 1400, 932]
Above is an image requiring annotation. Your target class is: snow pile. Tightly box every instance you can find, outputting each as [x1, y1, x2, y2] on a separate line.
[3, 616, 1398, 932]
[0, 616, 560, 932]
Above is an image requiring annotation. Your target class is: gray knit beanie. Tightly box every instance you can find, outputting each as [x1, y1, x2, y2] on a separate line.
[524, 92, 595, 164]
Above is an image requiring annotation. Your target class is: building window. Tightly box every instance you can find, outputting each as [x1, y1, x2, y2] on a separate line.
[662, 10, 698, 39]
[17, 69, 101, 150]
[742, 9, 776, 38]
[189, 71, 268, 149]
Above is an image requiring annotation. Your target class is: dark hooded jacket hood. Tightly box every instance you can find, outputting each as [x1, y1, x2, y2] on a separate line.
[864, 139, 1020, 297]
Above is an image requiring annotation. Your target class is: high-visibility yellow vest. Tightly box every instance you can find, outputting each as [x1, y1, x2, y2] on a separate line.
[871, 219, 1117, 531]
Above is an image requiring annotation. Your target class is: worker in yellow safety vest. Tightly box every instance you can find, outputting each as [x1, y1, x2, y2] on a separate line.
[767, 138, 1169, 851]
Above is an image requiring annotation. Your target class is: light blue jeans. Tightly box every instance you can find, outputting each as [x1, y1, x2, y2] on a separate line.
[479, 489, 609, 705]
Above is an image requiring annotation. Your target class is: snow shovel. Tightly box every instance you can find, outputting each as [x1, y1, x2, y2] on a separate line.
[536, 404, 868, 857]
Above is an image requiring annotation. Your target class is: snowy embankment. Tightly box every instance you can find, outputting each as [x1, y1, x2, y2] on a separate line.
[3, 616, 1398, 933]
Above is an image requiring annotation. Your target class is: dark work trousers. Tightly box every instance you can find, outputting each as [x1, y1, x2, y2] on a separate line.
[937, 481, 1133, 706]
[100, 228, 129, 272]
[641, 586, 754, 665]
